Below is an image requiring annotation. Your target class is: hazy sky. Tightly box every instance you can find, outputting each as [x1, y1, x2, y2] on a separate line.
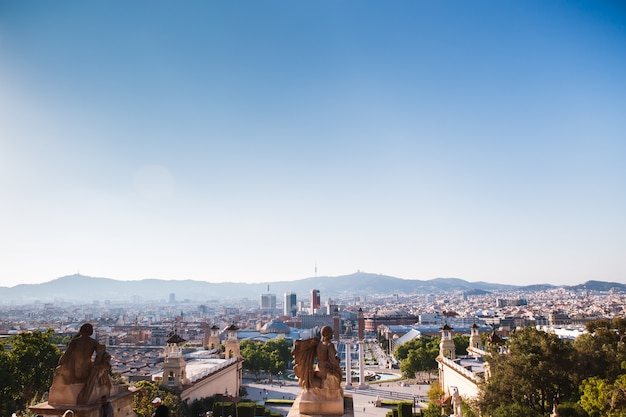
[1, 1, 625, 288]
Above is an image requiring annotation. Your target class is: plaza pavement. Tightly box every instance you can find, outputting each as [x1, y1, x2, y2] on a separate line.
[243, 377, 431, 417]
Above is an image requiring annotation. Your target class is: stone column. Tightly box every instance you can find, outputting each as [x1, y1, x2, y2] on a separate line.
[358, 308, 364, 340]
[358, 340, 367, 389]
[357, 308, 368, 389]
[345, 340, 352, 388]
[333, 309, 341, 342]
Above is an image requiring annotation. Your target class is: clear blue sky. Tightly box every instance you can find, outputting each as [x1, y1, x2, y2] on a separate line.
[1, 1, 625, 288]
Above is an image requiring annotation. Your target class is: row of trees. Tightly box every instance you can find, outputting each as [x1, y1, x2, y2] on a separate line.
[395, 318, 626, 416]
[239, 338, 293, 380]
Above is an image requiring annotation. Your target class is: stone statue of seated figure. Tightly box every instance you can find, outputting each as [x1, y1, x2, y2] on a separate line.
[292, 326, 344, 415]
[76, 343, 113, 404]
[48, 323, 112, 406]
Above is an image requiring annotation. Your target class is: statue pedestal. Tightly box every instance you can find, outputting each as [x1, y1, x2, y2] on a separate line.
[290, 389, 346, 416]
[48, 381, 111, 407]
[30, 387, 136, 417]
[48, 382, 86, 407]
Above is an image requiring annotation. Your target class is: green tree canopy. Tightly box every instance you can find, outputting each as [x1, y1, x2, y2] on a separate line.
[579, 376, 614, 417]
[574, 318, 626, 385]
[478, 327, 576, 416]
[133, 380, 183, 417]
[0, 329, 61, 415]
[395, 336, 440, 379]
[453, 334, 469, 356]
[0, 349, 19, 416]
[240, 337, 292, 380]
[262, 338, 292, 376]
[575, 319, 626, 417]
[241, 340, 264, 378]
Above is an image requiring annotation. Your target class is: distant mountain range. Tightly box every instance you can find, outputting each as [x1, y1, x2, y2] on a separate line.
[0, 273, 624, 304]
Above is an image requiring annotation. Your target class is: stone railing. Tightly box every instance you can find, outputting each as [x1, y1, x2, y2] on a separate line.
[439, 356, 483, 382]
[190, 357, 238, 383]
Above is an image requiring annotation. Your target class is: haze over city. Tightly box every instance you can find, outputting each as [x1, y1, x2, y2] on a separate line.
[1, 1, 625, 289]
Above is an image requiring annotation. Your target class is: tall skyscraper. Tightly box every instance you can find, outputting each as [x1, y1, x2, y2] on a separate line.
[311, 289, 321, 313]
[326, 300, 339, 315]
[260, 293, 277, 310]
[284, 292, 297, 317]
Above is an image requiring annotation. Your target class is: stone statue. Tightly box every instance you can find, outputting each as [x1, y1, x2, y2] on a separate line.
[315, 326, 343, 389]
[76, 344, 113, 404]
[451, 387, 462, 417]
[292, 326, 343, 415]
[293, 326, 342, 390]
[48, 323, 112, 406]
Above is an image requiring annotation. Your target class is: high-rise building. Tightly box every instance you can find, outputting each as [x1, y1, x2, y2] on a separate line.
[260, 293, 277, 310]
[326, 300, 339, 315]
[310, 289, 321, 313]
[284, 292, 297, 317]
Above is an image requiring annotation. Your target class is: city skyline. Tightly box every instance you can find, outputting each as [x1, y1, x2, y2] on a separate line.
[1, 1, 625, 288]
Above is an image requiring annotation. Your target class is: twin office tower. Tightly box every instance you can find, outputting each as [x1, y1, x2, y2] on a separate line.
[260, 289, 321, 316]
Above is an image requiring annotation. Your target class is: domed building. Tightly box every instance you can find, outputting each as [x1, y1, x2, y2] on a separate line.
[260, 318, 291, 334]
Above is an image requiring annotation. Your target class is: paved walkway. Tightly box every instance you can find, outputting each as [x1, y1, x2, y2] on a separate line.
[243, 379, 431, 417]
